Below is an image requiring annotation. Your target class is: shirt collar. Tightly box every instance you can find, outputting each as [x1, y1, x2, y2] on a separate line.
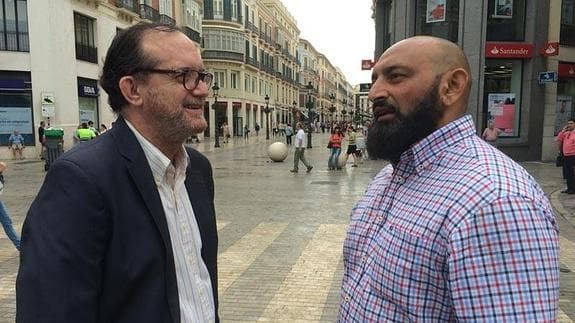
[125, 120, 189, 184]
[400, 115, 476, 174]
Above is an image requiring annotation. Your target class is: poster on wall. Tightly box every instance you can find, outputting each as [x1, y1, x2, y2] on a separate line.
[79, 110, 96, 125]
[555, 96, 574, 136]
[426, 0, 446, 23]
[0, 107, 33, 135]
[493, 0, 513, 18]
[487, 93, 516, 137]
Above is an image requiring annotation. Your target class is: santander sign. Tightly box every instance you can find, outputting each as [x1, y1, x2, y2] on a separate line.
[485, 42, 534, 58]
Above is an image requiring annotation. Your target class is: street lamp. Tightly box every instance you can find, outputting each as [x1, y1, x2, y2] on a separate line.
[292, 100, 297, 126]
[306, 81, 314, 148]
[212, 82, 220, 148]
[328, 93, 336, 126]
[263, 94, 271, 140]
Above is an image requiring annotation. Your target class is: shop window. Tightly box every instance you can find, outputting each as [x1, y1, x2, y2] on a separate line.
[74, 12, 97, 63]
[486, 0, 526, 41]
[0, 93, 33, 146]
[483, 59, 523, 137]
[415, 0, 459, 43]
[561, 0, 575, 46]
[77, 78, 99, 127]
[0, 0, 29, 52]
[556, 63, 575, 134]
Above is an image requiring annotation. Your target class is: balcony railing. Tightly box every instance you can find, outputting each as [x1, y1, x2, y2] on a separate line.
[245, 21, 258, 34]
[184, 26, 201, 44]
[245, 57, 260, 68]
[202, 50, 244, 62]
[140, 4, 159, 22]
[75, 43, 98, 63]
[159, 14, 175, 26]
[116, 0, 138, 14]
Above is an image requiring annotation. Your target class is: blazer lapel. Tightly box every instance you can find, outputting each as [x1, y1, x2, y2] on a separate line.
[110, 117, 181, 322]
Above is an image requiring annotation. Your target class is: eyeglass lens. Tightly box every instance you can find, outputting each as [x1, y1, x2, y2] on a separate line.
[184, 70, 213, 90]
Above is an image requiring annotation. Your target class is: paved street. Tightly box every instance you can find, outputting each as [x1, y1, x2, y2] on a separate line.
[0, 132, 574, 322]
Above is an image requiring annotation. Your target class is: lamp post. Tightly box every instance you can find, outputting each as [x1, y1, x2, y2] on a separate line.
[212, 82, 220, 148]
[328, 93, 336, 128]
[292, 100, 297, 127]
[263, 94, 271, 140]
[306, 81, 314, 148]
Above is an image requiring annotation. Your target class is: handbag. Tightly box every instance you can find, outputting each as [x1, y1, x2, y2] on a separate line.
[556, 154, 564, 167]
[327, 141, 333, 149]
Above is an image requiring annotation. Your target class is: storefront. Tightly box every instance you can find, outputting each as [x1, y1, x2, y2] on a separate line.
[77, 77, 99, 127]
[556, 62, 575, 134]
[483, 42, 533, 138]
[0, 71, 34, 146]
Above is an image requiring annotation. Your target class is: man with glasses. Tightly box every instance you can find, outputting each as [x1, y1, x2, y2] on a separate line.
[17, 23, 219, 322]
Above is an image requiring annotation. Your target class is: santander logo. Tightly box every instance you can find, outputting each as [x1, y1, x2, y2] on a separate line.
[545, 46, 556, 54]
[490, 47, 500, 55]
[570, 68, 575, 75]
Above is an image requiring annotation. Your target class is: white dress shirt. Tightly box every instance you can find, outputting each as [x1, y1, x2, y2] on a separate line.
[295, 128, 306, 148]
[126, 121, 215, 323]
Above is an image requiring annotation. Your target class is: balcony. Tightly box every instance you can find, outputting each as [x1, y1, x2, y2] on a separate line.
[139, 4, 159, 22]
[184, 26, 201, 44]
[116, 0, 138, 14]
[159, 14, 175, 26]
[245, 21, 259, 34]
[245, 57, 260, 69]
[75, 43, 98, 63]
[202, 50, 244, 62]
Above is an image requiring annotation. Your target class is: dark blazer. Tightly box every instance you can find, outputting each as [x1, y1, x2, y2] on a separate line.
[16, 117, 219, 322]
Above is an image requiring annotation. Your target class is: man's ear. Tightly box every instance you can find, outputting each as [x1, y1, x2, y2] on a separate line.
[439, 68, 469, 107]
[118, 76, 144, 106]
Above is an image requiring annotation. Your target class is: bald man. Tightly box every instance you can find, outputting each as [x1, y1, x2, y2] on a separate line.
[339, 36, 559, 321]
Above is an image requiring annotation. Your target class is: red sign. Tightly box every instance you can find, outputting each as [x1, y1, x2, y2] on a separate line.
[559, 63, 575, 78]
[540, 42, 559, 56]
[485, 42, 534, 58]
[361, 59, 374, 70]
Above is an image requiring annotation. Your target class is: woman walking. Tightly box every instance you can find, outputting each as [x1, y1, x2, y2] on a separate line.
[328, 126, 344, 170]
[0, 161, 20, 251]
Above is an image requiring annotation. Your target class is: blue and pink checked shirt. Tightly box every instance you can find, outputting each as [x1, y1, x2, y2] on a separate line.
[339, 115, 559, 322]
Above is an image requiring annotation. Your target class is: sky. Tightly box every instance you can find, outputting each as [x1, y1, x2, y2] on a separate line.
[279, 0, 375, 86]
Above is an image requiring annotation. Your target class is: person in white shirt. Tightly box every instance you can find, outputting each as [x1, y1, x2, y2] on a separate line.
[290, 122, 313, 173]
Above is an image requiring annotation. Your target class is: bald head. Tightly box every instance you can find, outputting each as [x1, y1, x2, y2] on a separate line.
[388, 36, 470, 78]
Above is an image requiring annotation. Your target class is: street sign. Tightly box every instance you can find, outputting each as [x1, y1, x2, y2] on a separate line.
[538, 71, 558, 84]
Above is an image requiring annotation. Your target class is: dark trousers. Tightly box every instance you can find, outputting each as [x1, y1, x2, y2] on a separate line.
[564, 155, 575, 191]
[286, 135, 292, 145]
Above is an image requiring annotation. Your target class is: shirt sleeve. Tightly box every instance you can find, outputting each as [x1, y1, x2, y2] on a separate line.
[448, 196, 559, 322]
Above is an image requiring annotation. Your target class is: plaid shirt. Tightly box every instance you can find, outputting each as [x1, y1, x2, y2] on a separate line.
[339, 115, 559, 322]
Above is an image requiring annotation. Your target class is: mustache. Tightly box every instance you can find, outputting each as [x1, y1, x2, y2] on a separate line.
[371, 98, 397, 110]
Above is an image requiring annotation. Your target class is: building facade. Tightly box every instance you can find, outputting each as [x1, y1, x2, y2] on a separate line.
[372, 0, 575, 161]
[0, 0, 353, 157]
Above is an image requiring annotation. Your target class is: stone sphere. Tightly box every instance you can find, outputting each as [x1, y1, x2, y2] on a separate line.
[267, 142, 288, 162]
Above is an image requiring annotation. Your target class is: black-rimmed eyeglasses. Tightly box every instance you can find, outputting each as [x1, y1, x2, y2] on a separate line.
[136, 68, 213, 91]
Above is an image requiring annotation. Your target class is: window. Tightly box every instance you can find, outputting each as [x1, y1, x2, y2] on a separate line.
[231, 0, 237, 20]
[245, 75, 250, 92]
[487, 0, 526, 41]
[251, 77, 256, 94]
[214, 71, 226, 88]
[183, 0, 200, 30]
[415, 0, 459, 42]
[74, 12, 97, 63]
[561, 0, 575, 46]
[483, 59, 523, 137]
[203, 29, 245, 52]
[0, 0, 29, 51]
[159, 0, 172, 17]
[230, 71, 239, 89]
[214, 0, 223, 17]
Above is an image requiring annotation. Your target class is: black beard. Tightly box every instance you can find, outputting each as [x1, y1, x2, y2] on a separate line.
[366, 84, 443, 164]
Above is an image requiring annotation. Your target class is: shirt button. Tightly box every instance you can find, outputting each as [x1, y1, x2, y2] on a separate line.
[377, 216, 384, 222]
[345, 295, 351, 302]
[361, 255, 367, 262]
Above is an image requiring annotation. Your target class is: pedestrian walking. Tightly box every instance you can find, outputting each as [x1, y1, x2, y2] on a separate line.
[290, 122, 313, 173]
[255, 123, 260, 136]
[222, 121, 230, 143]
[327, 126, 343, 170]
[0, 161, 20, 251]
[38, 121, 46, 160]
[339, 36, 559, 322]
[285, 124, 293, 145]
[17, 22, 220, 322]
[343, 126, 359, 167]
[557, 118, 575, 194]
[244, 124, 250, 141]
